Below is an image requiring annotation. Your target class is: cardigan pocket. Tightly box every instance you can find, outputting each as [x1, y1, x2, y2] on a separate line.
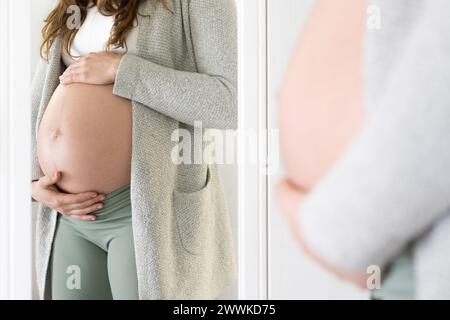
[173, 166, 214, 255]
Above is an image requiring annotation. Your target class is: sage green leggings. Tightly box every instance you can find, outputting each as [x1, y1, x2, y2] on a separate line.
[50, 184, 139, 300]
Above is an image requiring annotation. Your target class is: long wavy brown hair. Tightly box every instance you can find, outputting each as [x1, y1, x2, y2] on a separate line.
[41, 0, 171, 60]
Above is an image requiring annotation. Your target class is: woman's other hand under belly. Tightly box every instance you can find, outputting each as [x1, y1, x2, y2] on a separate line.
[32, 172, 106, 221]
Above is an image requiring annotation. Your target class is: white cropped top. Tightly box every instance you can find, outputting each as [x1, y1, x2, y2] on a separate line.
[62, 5, 138, 67]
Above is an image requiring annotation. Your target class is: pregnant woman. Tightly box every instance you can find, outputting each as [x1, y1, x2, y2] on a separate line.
[31, 0, 237, 300]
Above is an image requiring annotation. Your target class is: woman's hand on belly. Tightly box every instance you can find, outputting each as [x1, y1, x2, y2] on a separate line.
[59, 51, 123, 86]
[31, 171, 106, 221]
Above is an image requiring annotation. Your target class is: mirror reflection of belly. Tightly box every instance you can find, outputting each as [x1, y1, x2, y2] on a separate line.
[37, 83, 132, 195]
[279, 1, 366, 191]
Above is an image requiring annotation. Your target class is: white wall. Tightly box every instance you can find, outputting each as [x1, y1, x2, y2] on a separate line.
[267, 0, 368, 299]
[31, 0, 56, 71]
[1, 0, 33, 300]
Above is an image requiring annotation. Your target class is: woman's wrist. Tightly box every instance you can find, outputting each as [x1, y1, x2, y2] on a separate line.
[110, 53, 123, 83]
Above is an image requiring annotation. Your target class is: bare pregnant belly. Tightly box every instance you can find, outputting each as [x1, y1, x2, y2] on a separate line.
[37, 83, 132, 195]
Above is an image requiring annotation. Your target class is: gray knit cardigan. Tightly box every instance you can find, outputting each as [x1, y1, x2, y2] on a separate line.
[298, 0, 450, 299]
[31, 0, 237, 299]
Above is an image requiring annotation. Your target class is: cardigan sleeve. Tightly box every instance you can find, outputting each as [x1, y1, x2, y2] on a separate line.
[31, 58, 48, 182]
[113, 0, 237, 130]
[296, 0, 450, 273]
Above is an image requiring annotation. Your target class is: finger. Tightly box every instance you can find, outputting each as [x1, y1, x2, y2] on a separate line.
[275, 179, 289, 201]
[39, 171, 60, 188]
[63, 64, 74, 74]
[69, 214, 97, 222]
[60, 67, 85, 84]
[59, 72, 72, 84]
[64, 194, 106, 211]
[60, 72, 77, 85]
[66, 56, 86, 69]
[275, 178, 286, 191]
[67, 202, 103, 216]
[62, 64, 83, 77]
[60, 68, 71, 79]
[59, 191, 102, 206]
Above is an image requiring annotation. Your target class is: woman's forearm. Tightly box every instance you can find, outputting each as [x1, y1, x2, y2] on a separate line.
[113, 54, 237, 130]
[113, 0, 237, 130]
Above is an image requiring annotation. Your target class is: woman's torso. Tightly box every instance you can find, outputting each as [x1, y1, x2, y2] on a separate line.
[37, 5, 138, 194]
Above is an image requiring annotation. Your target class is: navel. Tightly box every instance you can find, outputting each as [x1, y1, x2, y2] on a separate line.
[50, 128, 62, 140]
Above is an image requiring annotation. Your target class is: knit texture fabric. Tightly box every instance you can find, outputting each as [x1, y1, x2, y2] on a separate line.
[297, 0, 450, 299]
[32, 0, 237, 299]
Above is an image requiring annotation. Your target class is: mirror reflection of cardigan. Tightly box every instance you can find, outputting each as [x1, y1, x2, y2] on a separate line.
[298, 0, 450, 299]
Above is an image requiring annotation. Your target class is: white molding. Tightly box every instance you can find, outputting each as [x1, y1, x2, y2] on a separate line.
[0, 0, 11, 300]
[237, 0, 268, 300]
[0, 0, 32, 300]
